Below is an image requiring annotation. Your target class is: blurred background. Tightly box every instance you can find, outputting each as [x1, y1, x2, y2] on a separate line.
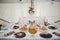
[0, 0, 60, 26]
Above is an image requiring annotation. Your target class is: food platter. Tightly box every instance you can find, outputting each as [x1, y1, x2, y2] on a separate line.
[0, 22, 60, 40]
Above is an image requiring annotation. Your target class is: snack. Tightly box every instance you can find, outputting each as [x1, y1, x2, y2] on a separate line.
[48, 26, 57, 30]
[0, 24, 2, 30]
[13, 26, 19, 29]
[39, 33, 52, 38]
[4, 31, 15, 37]
[19, 25, 27, 31]
[53, 32, 60, 37]
[40, 26, 47, 31]
[14, 32, 26, 38]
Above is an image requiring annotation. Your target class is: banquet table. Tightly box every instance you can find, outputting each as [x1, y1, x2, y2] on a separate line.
[0, 22, 60, 40]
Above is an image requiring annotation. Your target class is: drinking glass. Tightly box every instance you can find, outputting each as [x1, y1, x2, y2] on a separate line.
[28, 24, 38, 36]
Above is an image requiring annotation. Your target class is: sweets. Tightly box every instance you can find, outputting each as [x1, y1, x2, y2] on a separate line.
[4, 31, 15, 37]
[14, 32, 26, 38]
[48, 26, 57, 30]
[19, 25, 27, 31]
[53, 32, 60, 37]
[13, 26, 19, 29]
[39, 26, 47, 31]
[39, 33, 52, 38]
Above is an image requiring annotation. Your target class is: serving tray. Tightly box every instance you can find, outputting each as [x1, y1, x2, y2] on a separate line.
[0, 22, 60, 40]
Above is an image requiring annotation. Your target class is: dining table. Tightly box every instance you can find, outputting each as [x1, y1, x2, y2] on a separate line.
[0, 21, 60, 40]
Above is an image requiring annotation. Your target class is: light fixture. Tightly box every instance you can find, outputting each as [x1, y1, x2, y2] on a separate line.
[28, 0, 35, 14]
[51, 0, 55, 4]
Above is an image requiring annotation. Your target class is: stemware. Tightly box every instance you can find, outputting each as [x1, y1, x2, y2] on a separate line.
[28, 22, 39, 36]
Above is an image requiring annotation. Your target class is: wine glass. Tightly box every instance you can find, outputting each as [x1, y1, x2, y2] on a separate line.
[39, 25, 48, 34]
[28, 24, 38, 37]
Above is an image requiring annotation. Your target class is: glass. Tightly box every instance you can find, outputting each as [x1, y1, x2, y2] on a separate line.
[39, 25, 47, 33]
[19, 25, 27, 32]
[39, 17, 48, 33]
[28, 24, 38, 36]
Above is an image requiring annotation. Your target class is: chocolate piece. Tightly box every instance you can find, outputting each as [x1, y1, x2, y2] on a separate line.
[53, 32, 60, 37]
[48, 26, 57, 30]
[0, 24, 2, 30]
[39, 33, 52, 38]
[14, 32, 26, 38]
[13, 26, 19, 29]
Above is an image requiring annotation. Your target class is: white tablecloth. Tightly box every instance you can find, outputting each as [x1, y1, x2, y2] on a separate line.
[0, 22, 60, 40]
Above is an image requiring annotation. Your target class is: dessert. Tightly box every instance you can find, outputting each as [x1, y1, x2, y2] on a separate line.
[19, 25, 27, 31]
[4, 31, 15, 37]
[40, 26, 47, 31]
[14, 32, 26, 38]
[48, 26, 57, 30]
[13, 26, 19, 29]
[0, 24, 2, 30]
[53, 32, 60, 37]
[39, 33, 52, 38]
